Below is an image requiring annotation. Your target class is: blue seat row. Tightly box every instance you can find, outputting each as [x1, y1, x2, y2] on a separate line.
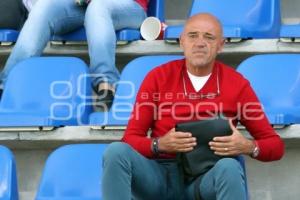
[3, 0, 300, 43]
[0, 54, 299, 128]
[35, 144, 247, 200]
[168, 0, 300, 40]
[164, 0, 300, 40]
[0, 143, 248, 200]
[165, 0, 281, 40]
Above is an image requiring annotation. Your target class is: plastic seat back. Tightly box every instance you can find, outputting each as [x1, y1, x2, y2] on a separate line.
[35, 144, 108, 200]
[237, 54, 300, 125]
[280, 24, 300, 39]
[0, 57, 92, 127]
[0, 29, 19, 43]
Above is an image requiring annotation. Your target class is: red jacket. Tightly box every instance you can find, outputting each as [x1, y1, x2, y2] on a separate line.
[122, 59, 285, 162]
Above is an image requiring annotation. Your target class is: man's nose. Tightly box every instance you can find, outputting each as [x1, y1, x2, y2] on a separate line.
[194, 36, 207, 46]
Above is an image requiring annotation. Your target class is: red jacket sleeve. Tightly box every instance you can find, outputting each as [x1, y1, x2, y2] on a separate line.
[122, 69, 158, 158]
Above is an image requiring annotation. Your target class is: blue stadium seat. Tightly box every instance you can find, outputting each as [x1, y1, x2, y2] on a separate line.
[89, 55, 182, 127]
[237, 54, 300, 125]
[0, 145, 18, 200]
[0, 29, 19, 43]
[164, 0, 281, 41]
[35, 144, 108, 200]
[52, 0, 165, 42]
[280, 24, 300, 39]
[0, 57, 93, 127]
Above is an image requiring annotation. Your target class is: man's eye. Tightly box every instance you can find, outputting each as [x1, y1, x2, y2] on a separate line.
[205, 35, 216, 40]
[189, 34, 198, 38]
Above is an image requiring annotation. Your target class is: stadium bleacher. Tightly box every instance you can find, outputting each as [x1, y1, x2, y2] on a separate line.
[0, 0, 300, 199]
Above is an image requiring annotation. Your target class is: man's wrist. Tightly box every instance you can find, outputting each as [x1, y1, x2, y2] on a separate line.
[250, 140, 260, 158]
[151, 138, 160, 156]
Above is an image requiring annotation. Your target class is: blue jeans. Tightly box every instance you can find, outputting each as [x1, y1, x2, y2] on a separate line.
[102, 142, 247, 200]
[1, 0, 146, 88]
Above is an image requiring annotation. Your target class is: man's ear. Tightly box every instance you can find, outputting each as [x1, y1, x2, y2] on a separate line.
[217, 38, 225, 53]
[179, 35, 184, 50]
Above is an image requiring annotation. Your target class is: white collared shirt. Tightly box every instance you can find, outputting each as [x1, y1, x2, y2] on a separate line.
[187, 70, 211, 92]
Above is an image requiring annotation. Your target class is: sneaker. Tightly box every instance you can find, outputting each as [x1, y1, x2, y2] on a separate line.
[95, 89, 114, 110]
[75, 0, 91, 6]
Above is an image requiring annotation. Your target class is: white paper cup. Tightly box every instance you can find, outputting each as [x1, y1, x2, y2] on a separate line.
[140, 17, 167, 41]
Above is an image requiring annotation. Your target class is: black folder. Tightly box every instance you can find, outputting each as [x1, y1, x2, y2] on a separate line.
[175, 117, 233, 177]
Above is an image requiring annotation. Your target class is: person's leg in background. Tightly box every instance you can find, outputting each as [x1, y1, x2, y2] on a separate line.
[84, 0, 146, 108]
[0, 0, 85, 94]
[102, 142, 183, 200]
[185, 158, 247, 200]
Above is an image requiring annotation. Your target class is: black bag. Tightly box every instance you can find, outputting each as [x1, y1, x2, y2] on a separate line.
[175, 117, 234, 178]
[0, 0, 28, 30]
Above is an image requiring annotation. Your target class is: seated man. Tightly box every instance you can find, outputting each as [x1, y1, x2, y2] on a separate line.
[0, 0, 148, 107]
[102, 13, 284, 200]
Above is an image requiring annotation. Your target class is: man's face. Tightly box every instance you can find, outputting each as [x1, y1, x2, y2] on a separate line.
[180, 17, 224, 69]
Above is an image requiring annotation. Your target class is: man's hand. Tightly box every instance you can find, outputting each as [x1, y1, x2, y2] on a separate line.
[158, 128, 197, 153]
[209, 120, 255, 156]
